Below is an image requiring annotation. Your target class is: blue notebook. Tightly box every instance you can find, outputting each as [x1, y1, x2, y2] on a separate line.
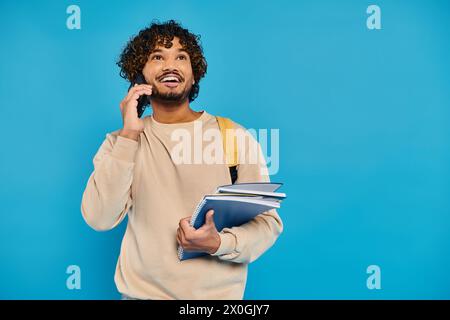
[178, 182, 286, 261]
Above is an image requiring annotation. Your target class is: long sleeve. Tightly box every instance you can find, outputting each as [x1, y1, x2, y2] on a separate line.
[81, 130, 139, 231]
[211, 124, 284, 264]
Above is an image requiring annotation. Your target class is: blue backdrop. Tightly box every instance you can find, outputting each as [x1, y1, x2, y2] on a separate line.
[0, 0, 449, 299]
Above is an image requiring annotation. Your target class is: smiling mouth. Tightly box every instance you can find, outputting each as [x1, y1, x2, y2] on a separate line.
[159, 75, 182, 88]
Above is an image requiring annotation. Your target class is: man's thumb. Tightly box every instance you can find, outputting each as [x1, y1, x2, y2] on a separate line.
[206, 210, 215, 224]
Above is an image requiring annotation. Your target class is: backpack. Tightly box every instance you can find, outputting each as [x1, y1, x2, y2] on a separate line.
[216, 116, 238, 184]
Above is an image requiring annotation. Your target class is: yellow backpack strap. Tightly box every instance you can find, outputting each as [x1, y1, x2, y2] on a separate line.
[216, 116, 238, 167]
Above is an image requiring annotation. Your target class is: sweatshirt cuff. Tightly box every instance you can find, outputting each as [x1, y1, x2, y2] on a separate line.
[110, 135, 139, 163]
[211, 231, 236, 256]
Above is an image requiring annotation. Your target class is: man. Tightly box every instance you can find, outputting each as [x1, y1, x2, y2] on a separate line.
[81, 20, 283, 300]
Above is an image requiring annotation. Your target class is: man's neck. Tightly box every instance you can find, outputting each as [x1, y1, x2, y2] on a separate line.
[150, 99, 202, 124]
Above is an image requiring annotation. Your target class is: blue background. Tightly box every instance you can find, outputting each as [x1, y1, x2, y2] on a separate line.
[0, 0, 449, 299]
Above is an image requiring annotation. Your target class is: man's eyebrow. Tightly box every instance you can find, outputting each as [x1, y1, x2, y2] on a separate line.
[150, 48, 188, 54]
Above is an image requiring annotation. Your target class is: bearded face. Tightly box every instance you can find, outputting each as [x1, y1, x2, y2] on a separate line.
[142, 37, 195, 105]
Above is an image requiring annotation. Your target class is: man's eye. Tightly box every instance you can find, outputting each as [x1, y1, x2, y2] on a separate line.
[152, 55, 162, 60]
[178, 55, 187, 60]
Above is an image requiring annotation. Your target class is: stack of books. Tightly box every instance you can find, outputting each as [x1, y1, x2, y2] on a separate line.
[178, 182, 286, 261]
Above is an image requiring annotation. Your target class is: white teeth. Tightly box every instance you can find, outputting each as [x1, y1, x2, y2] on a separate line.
[161, 76, 179, 82]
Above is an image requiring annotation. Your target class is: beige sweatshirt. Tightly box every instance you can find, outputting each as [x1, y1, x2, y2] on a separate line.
[80, 110, 283, 299]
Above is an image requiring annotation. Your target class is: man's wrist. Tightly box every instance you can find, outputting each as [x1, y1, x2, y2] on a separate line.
[208, 232, 221, 254]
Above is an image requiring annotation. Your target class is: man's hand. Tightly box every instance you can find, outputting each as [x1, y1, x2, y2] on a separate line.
[119, 84, 152, 141]
[177, 210, 221, 254]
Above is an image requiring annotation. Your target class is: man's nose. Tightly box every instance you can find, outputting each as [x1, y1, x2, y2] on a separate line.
[162, 58, 179, 70]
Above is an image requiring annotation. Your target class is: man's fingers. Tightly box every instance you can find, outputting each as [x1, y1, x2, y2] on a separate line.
[130, 92, 150, 103]
[121, 83, 152, 110]
[124, 90, 152, 107]
[130, 88, 152, 100]
[180, 218, 193, 233]
[179, 217, 191, 226]
[178, 225, 186, 241]
[125, 85, 152, 101]
[123, 89, 152, 108]
[177, 231, 185, 247]
[126, 85, 147, 99]
[130, 84, 152, 92]
[177, 229, 182, 245]
[178, 227, 190, 246]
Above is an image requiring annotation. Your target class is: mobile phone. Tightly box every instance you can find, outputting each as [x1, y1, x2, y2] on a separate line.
[128, 73, 151, 118]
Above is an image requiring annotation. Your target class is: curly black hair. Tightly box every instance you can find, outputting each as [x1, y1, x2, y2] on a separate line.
[117, 19, 207, 103]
